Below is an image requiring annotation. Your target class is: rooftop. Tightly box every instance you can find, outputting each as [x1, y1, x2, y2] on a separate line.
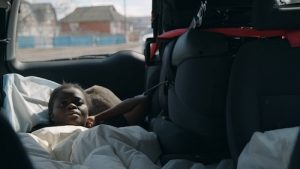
[61, 5, 124, 23]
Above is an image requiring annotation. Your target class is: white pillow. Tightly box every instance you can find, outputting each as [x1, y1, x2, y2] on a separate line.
[1, 73, 60, 132]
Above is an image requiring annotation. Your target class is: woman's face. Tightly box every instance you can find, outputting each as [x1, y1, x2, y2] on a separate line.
[51, 87, 89, 126]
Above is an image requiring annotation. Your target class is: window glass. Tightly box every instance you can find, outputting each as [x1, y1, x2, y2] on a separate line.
[16, 0, 152, 62]
[276, 0, 300, 6]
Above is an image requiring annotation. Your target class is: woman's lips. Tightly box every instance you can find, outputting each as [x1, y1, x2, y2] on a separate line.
[66, 110, 80, 116]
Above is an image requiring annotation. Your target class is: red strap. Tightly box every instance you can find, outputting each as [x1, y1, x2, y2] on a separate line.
[158, 28, 188, 39]
[206, 27, 288, 38]
[149, 27, 300, 61]
[285, 30, 300, 48]
[150, 28, 188, 60]
[207, 28, 300, 47]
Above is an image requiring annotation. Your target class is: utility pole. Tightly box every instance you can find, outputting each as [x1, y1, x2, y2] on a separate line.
[123, 0, 127, 41]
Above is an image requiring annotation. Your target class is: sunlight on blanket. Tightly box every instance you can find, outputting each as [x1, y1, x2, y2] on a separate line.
[18, 125, 161, 169]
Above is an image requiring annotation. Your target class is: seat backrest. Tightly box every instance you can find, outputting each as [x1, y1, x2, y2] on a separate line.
[148, 0, 255, 164]
[144, 34, 180, 120]
[169, 29, 232, 138]
[150, 28, 235, 164]
[227, 0, 300, 163]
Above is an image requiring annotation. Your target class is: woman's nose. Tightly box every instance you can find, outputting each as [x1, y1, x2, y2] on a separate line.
[67, 103, 77, 110]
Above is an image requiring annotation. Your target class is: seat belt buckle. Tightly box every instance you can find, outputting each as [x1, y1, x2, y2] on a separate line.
[0, 38, 10, 44]
[144, 37, 158, 66]
[0, 0, 11, 12]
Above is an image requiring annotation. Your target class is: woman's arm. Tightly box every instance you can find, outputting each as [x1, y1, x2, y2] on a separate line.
[90, 95, 147, 126]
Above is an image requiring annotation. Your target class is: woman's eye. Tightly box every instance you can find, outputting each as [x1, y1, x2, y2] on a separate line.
[77, 100, 84, 106]
[60, 100, 68, 107]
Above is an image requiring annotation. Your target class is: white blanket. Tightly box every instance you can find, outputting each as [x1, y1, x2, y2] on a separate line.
[19, 125, 161, 169]
[237, 127, 299, 169]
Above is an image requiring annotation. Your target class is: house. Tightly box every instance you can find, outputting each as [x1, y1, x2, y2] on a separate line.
[18, 2, 57, 37]
[18, 1, 38, 37]
[31, 3, 57, 37]
[17, 1, 57, 48]
[127, 16, 151, 41]
[60, 6, 125, 35]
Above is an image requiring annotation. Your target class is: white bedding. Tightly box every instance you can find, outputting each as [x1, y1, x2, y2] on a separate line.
[1, 73, 60, 132]
[19, 125, 161, 169]
[237, 127, 299, 169]
[19, 124, 236, 169]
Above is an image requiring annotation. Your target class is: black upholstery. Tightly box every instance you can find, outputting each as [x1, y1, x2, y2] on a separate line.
[162, 0, 202, 31]
[169, 30, 232, 136]
[226, 0, 300, 164]
[158, 40, 177, 116]
[200, 0, 253, 28]
[289, 130, 300, 169]
[208, 0, 252, 7]
[0, 114, 34, 169]
[227, 39, 300, 162]
[151, 118, 228, 165]
[145, 40, 177, 120]
[151, 29, 232, 164]
[161, 0, 253, 31]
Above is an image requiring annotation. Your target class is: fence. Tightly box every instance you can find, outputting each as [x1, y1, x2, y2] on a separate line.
[18, 35, 126, 48]
[18, 36, 35, 48]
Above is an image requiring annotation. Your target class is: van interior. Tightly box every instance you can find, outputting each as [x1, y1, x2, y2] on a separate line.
[1, 0, 300, 168]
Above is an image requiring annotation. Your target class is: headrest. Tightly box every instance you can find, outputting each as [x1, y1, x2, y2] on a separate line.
[162, 0, 202, 31]
[195, 0, 253, 28]
[172, 29, 228, 66]
[162, 0, 253, 30]
[252, 0, 300, 29]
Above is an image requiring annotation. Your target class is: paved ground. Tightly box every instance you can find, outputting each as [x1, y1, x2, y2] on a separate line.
[17, 42, 144, 62]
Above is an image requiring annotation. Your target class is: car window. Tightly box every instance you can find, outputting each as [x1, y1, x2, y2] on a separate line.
[16, 0, 152, 62]
[276, 0, 300, 6]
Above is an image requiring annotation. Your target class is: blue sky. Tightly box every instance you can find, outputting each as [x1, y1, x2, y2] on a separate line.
[28, 0, 152, 18]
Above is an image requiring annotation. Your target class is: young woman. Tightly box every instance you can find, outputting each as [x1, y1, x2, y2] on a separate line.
[32, 83, 147, 131]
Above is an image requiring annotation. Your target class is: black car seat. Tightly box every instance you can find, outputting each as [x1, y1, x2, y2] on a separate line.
[145, 0, 203, 119]
[151, 29, 233, 164]
[0, 114, 34, 169]
[289, 130, 300, 169]
[147, 0, 255, 165]
[227, 0, 300, 164]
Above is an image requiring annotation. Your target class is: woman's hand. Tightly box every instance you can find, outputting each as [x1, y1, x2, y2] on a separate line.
[90, 95, 148, 126]
[86, 116, 95, 128]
